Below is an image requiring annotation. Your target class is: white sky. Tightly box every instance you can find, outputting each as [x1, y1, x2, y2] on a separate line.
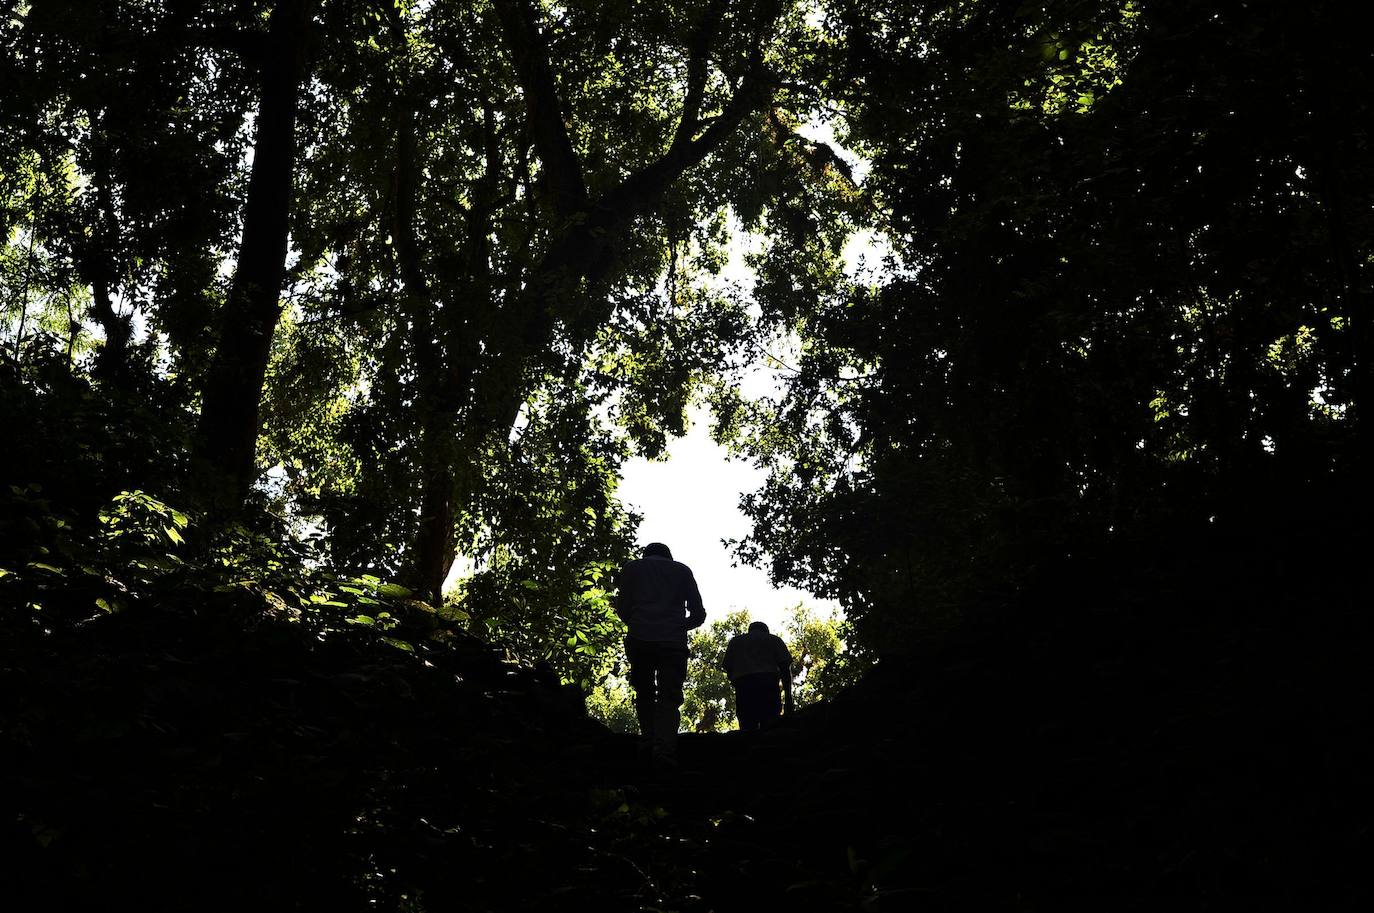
[614, 118, 879, 635]
[616, 404, 839, 633]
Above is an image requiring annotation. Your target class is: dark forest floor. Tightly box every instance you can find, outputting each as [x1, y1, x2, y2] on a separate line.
[3, 543, 1369, 912]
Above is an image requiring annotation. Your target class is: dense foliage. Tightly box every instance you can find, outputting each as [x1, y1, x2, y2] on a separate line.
[728, 0, 1372, 650]
[2, 1, 1369, 906]
[1, 0, 852, 676]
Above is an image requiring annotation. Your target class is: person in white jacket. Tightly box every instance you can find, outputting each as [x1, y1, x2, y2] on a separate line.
[723, 621, 793, 730]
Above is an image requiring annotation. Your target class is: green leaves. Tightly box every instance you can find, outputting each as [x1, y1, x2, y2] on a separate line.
[725, 0, 1368, 654]
[98, 491, 192, 552]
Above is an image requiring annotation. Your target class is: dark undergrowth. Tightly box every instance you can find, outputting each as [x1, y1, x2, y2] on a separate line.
[3, 508, 1368, 912]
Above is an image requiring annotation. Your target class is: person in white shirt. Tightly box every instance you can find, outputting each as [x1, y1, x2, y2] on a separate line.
[722, 621, 793, 730]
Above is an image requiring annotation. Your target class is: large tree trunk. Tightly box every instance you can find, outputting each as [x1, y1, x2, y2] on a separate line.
[84, 122, 133, 384]
[192, 0, 311, 508]
[392, 105, 460, 605]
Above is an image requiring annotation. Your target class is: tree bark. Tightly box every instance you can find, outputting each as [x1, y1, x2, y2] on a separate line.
[192, 0, 312, 508]
[393, 105, 461, 605]
[395, 98, 506, 604]
[89, 274, 130, 380]
[84, 124, 133, 384]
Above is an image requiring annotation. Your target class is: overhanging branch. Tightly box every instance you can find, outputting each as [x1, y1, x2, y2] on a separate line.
[669, 0, 729, 155]
[599, 0, 781, 222]
[492, 0, 589, 218]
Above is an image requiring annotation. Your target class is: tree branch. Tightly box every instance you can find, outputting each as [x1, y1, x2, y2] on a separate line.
[598, 0, 780, 222]
[669, 0, 728, 155]
[491, 0, 588, 218]
[185, 26, 270, 60]
[597, 69, 770, 221]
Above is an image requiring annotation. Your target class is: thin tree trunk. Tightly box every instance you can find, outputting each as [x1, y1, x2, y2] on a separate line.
[192, 0, 312, 508]
[1305, 50, 1372, 484]
[11, 228, 36, 360]
[397, 100, 507, 604]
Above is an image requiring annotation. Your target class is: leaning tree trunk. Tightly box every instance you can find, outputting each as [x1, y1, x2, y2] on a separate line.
[192, 0, 312, 509]
[387, 0, 779, 596]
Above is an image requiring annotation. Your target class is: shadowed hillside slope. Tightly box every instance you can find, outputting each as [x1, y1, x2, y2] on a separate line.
[5, 504, 1365, 911]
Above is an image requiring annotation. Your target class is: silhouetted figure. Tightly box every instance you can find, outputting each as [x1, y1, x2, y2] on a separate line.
[614, 542, 706, 768]
[723, 621, 793, 730]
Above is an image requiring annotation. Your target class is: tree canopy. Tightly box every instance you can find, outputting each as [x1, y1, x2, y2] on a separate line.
[3, 0, 1369, 909]
[727, 0, 1371, 649]
[3, 0, 1369, 673]
[3, 0, 854, 676]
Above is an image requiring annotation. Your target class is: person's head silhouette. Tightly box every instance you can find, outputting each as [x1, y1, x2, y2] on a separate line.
[749, 621, 769, 634]
[642, 542, 673, 560]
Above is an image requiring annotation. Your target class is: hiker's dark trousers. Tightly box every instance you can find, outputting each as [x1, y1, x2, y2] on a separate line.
[626, 637, 689, 756]
[733, 672, 782, 730]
